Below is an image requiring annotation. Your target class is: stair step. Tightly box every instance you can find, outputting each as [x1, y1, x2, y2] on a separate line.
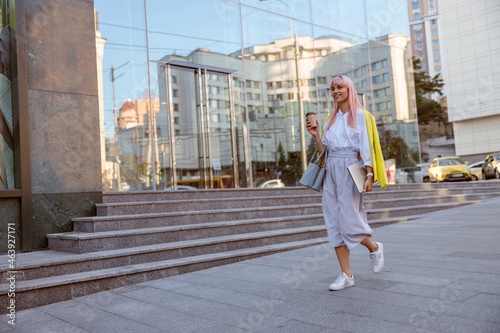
[48, 224, 328, 253]
[367, 200, 480, 219]
[95, 192, 500, 217]
[0, 238, 329, 312]
[96, 194, 322, 216]
[72, 204, 324, 232]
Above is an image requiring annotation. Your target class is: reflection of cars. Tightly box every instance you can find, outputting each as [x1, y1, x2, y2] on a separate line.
[467, 161, 484, 181]
[165, 185, 198, 191]
[395, 165, 428, 183]
[257, 179, 285, 188]
[482, 153, 500, 180]
[428, 156, 472, 182]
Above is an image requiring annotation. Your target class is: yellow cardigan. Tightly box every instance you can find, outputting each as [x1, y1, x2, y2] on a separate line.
[319, 109, 388, 189]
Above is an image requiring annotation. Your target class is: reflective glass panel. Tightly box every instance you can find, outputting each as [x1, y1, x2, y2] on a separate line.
[241, 5, 316, 186]
[365, 0, 410, 40]
[147, 0, 244, 188]
[312, 0, 367, 38]
[94, 0, 150, 191]
[241, 0, 312, 23]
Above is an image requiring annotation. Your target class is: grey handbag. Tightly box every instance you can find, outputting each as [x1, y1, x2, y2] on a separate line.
[299, 149, 328, 192]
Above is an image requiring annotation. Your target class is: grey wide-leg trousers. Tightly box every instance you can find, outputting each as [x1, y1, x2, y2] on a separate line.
[321, 149, 373, 249]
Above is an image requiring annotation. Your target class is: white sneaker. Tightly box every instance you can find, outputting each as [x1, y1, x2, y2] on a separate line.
[329, 272, 355, 291]
[370, 241, 384, 274]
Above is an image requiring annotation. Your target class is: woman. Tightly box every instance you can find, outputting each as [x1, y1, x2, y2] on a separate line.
[306, 75, 384, 291]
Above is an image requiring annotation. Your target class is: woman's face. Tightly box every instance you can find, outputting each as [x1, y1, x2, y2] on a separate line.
[331, 84, 349, 104]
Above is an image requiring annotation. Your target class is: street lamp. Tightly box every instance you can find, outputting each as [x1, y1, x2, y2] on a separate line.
[260, 0, 307, 172]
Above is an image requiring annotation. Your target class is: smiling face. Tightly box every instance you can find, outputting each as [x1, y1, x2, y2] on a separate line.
[331, 84, 349, 105]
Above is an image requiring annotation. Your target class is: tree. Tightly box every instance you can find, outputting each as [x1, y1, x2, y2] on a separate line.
[413, 57, 447, 125]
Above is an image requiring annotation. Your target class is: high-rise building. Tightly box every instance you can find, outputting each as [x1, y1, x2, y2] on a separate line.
[407, 0, 442, 79]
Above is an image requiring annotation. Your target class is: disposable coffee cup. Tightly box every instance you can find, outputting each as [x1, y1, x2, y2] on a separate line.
[306, 112, 317, 128]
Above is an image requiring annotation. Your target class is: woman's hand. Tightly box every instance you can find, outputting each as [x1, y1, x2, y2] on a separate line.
[306, 119, 319, 137]
[363, 176, 374, 192]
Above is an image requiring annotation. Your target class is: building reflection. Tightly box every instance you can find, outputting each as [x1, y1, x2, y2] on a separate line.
[100, 31, 419, 190]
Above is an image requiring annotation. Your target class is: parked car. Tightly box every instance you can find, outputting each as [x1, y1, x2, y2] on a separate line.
[257, 179, 285, 188]
[482, 152, 500, 180]
[395, 165, 428, 183]
[165, 185, 198, 191]
[467, 161, 484, 181]
[428, 156, 472, 182]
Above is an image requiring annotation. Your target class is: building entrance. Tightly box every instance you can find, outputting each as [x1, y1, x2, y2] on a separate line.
[161, 61, 239, 189]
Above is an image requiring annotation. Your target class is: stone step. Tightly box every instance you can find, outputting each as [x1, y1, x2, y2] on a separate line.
[96, 194, 322, 216]
[72, 204, 325, 233]
[95, 191, 500, 217]
[367, 200, 480, 220]
[0, 238, 330, 313]
[101, 181, 500, 203]
[364, 192, 500, 210]
[48, 224, 328, 254]
[365, 186, 500, 200]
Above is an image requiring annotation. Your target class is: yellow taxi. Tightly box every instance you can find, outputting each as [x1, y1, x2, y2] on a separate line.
[428, 156, 472, 182]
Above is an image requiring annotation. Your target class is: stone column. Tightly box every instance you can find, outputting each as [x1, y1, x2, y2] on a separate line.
[25, 0, 102, 249]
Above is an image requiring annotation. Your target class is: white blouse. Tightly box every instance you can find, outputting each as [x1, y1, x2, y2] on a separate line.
[321, 109, 372, 167]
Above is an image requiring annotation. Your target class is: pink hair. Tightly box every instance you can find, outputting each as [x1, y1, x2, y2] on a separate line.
[326, 75, 363, 131]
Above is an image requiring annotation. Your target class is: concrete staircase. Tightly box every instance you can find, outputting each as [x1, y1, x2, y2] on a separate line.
[1, 181, 499, 312]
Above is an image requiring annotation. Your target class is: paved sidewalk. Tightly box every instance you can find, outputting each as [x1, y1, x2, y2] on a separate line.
[2, 197, 500, 333]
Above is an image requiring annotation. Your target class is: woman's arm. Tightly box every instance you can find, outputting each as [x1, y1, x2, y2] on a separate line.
[306, 118, 325, 153]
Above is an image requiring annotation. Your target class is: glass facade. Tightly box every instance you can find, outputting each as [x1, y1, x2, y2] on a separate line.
[94, 0, 420, 190]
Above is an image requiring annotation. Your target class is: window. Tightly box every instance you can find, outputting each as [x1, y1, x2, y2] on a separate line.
[210, 100, 218, 109]
[385, 87, 391, 95]
[174, 104, 179, 112]
[431, 19, 437, 25]
[383, 73, 389, 82]
[246, 93, 252, 100]
[433, 49, 440, 56]
[276, 94, 283, 101]
[421, 62, 426, 69]
[254, 81, 261, 89]
[211, 114, 221, 123]
[268, 95, 274, 101]
[413, 13, 421, 19]
[174, 117, 179, 125]
[431, 29, 439, 35]
[428, 0, 435, 6]
[418, 53, 424, 60]
[173, 89, 178, 97]
[172, 76, 177, 84]
[432, 39, 439, 46]
[375, 89, 384, 97]
[246, 80, 252, 88]
[435, 70, 442, 75]
[377, 102, 385, 111]
[412, 2, 420, 9]
[429, 8, 437, 15]
[211, 86, 219, 94]
[318, 77, 327, 84]
[276, 81, 282, 89]
[254, 93, 261, 101]
[382, 59, 387, 67]
[415, 33, 423, 40]
[413, 24, 422, 31]
[288, 93, 294, 100]
[266, 82, 273, 89]
[386, 101, 392, 109]
[308, 91, 316, 98]
[372, 76, 381, 84]
[434, 60, 441, 66]
[372, 62, 381, 70]
[369, 104, 373, 112]
[362, 80, 367, 87]
[416, 43, 423, 51]
[354, 68, 361, 77]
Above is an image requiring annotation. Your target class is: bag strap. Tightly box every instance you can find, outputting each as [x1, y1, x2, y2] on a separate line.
[311, 149, 327, 165]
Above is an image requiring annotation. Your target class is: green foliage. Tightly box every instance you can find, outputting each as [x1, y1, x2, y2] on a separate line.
[379, 127, 418, 168]
[413, 57, 447, 125]
[281, 151, 302, 186]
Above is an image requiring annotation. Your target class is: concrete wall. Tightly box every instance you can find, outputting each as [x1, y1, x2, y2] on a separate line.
[440, 0, 500, 156]
[25, 0, 102, 249]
